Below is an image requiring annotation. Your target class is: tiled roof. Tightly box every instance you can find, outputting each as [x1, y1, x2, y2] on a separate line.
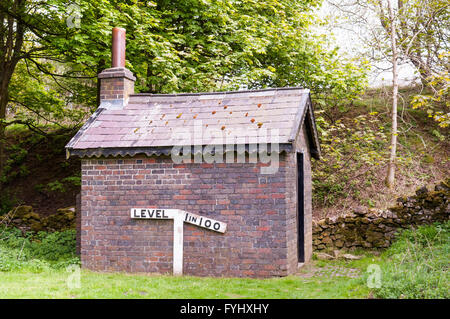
[66, 87, 320, 158]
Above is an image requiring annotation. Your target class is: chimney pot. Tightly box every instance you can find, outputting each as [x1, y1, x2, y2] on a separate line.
[112, 27, 126, 68]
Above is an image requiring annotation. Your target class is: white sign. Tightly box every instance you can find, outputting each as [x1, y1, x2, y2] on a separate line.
[130, 208, 227, 275]
[131, 208, 178, 219]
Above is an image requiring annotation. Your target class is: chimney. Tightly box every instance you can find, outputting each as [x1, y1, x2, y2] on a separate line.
[98, 27, 136, 109]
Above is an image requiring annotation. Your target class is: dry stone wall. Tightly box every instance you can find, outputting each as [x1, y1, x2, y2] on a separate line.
[313, 180, 449, 250]
[3, 205, 76, 233]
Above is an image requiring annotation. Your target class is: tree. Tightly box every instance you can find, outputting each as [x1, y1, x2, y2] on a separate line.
[0, 0, 369, 186]
[0, 0, 97, 190]
[325, 0, 448, 187]
[384, 0, 399, 188]
[0, 0, 64, 181]
[378, 0, 449, 131]
[376, 0, 448, 186]
[391, 0, 449, 81]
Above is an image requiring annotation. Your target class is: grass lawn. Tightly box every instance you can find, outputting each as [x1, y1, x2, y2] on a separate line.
[1, 222, 447, 299]
[0, 257, 373, 299]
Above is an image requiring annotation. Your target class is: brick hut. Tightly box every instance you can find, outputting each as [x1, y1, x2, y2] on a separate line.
[66, 28, 320, 277]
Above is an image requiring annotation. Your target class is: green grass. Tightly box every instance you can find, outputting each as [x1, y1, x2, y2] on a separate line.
[0, 222, 448, 299]
[0, 225, 372, 298]
[373, 221, 449, 299]
[0, 264, 370, 299]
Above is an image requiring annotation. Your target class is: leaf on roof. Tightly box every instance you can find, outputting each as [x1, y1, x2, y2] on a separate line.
[193, 114, 198, 119]
[134, 127, 140, 133]
[205, 124, 209, 127]
[250, 118, 255, 123]
[223, 105, 228, 109]
[229, 111, 232, 114]
[149, 120, 153, 124]
[160, 114, 165, 120]
[257, 122, 263, 128]
[221, 126, 225, 130]
[165, 121, 168, 125]
[212, 111, 216, 114]
[176, 113, 182, 118]
[245, 112, 248, 117]
[257, 103, 262, 108]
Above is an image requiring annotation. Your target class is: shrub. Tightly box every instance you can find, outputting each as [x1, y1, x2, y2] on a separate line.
[0, 226, 78, 272]
[30, 230, 77, 261]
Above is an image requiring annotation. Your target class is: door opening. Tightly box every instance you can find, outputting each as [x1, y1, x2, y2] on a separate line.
[297, 152, 305, 262]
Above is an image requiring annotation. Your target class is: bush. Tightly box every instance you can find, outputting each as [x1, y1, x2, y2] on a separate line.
[0, 192, 17, 216]
[30, 230, 77, 261]
[0, 226, 78, 272]
[373, 222, 449, 299]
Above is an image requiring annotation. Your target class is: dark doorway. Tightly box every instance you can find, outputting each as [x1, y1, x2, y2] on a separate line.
[297, 152, 305, 262]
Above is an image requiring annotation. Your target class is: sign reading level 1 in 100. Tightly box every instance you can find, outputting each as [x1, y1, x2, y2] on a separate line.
[130, 208, 227, 233]
[130, 208, 226, 275]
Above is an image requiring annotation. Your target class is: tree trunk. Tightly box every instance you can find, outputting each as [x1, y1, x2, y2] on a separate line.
[0, 0, 25, 191]
[0, 78, 9, 191]
[386, 0, 399, 188]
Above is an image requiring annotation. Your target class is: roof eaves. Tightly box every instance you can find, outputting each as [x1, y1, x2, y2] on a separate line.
[68, 143, 293, 159]
[287, 93, 321, 160]
[287, 92, 309, 143]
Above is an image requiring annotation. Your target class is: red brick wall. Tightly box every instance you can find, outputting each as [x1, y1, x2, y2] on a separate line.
[80, 153, 302, 277]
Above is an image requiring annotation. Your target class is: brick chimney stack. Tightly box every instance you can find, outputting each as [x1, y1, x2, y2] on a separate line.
[98, 27, 136, 109]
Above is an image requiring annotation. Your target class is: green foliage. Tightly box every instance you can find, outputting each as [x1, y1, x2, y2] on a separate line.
[46, 181, 65, 193]
[373, 222, 449, 299]
[62, 176, 81, 187]
[31, 230, 77, 261]
[411, 55, 449, 128]
[7, 61, 95, 129]
[262, 41, 369, 110]
[40, 176, 81, 194]
[0, 143, 28, 183]
[37, 0, 367, 102]
[312, 111, 387, 206]
[0, 226, 78, 272]
[0, 191, 17, 216]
